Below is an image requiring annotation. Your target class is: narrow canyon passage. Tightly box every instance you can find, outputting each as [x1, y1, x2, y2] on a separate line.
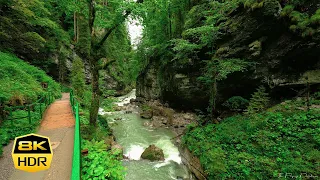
[99, 90, 189, 180]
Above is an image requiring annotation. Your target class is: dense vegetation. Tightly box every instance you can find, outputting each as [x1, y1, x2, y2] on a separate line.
[0, 0, 135, 178]
[0, 52, 60, 104]
[136, 0, 320, 179]
[183, 99, 320, 178]
[0, 52, 61, 155]
[1, 0, 320, 179]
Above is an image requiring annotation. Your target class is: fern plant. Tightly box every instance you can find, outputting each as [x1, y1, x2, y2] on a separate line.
[82, 140, 125, 180]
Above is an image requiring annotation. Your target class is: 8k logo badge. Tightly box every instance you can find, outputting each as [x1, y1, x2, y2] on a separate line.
[12, 134, 53, 172]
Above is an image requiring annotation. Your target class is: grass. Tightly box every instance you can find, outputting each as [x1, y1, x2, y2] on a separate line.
[0, 51, 61, 104]
[183, 99, 320, 179]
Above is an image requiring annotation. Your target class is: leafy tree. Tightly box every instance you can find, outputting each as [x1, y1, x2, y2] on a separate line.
[198, 59, 250, 121]
[75, 0, 143, 125]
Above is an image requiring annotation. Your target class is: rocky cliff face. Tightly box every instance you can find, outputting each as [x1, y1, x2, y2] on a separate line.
[137, 1, 320, 111]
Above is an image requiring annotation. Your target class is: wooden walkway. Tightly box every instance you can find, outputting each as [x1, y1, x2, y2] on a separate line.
[0, 93, 75, 180]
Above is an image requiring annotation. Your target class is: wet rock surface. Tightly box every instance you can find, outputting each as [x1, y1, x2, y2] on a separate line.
[141, 144, 165, 161]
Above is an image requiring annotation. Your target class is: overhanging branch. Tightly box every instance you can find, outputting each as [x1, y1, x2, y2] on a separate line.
[94, 10, 131, 50]
[93, 0, 144, 50]
[99, 59, 116, 70]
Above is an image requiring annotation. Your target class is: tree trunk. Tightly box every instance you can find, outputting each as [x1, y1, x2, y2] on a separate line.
[89, 60, 101, 125]
[211, 76, 219, 124]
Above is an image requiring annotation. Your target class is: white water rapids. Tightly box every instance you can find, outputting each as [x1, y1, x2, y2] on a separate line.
[99, 89, 189, 180]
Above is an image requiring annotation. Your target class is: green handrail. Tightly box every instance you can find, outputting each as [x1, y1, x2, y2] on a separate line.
[4, 91, 54, 124]
[70, 90, 81, 180]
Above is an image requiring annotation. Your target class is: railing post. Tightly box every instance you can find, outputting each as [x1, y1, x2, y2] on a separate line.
[9, 108, 13, 126]
[28, 105, 31, 124]
[39, 102, 42, 118]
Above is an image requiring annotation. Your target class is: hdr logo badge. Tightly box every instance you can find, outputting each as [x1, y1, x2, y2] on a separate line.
[12, 134, 53, 172]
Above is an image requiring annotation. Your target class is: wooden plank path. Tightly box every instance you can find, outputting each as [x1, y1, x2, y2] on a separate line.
[0, 93, 75, 180]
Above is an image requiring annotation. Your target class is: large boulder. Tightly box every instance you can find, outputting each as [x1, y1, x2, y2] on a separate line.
[141, 144, 165, 161]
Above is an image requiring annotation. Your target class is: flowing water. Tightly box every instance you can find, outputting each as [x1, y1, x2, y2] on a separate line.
[99, 90, 189, 180]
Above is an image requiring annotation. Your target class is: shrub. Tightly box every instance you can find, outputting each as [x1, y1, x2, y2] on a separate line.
[0, 104, 44, 154]
[313, 91, 320, 100]
[82, 140, 125, 180]
[223, 96, 249, 110]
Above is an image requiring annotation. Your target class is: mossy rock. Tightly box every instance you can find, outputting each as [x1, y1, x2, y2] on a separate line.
[141, 144, 165, 161]
[262, 0, 281, 17]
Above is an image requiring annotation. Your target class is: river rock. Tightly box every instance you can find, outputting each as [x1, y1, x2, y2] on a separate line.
[140, 110, 153, 119]
[141, 144, 165, 161]
[143, 121, 151, 127]
[180, 147, 207, 180]
[130, 98, 136, 103]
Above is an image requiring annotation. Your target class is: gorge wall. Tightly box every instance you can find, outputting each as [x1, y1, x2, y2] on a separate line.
[137, 0, 320, 112]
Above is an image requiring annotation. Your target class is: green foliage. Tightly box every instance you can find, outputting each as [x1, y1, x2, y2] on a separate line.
[311, 9, 320, 23]
[71, 57, 86, 99]
[82, 89, 93, 109]
[104, 24, 138, 91]
[280, 5, 294, 17]
[0, 103, 46, 155]
[313, 91, 320, 100]
[171, 39, 202, 60]
[280, 3, 320, 37]
[223, 96, 249, 110]
[0, 52, 60, 104]
[101, 98, 117, 112]
[82, 139, 125, 180]
[183, 102, 320, 179]
[0, 0, 71, 66]
[247, 86, 270, 113]
[198, 59, 250, 84]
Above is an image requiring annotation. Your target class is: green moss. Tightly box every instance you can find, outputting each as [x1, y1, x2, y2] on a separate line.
[299, 70, 320, 83]
[262, 0, 280, 17]
[249, 40, 262, 56]
[215, 46, 230, 56]
[251, 1, 264, 10]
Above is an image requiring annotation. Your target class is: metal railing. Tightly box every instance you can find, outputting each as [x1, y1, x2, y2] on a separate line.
[4, 92, 54, 125]
[70, 89, 81, 180]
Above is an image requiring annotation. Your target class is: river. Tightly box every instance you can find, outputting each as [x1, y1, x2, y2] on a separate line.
[99, 90, 190, 180]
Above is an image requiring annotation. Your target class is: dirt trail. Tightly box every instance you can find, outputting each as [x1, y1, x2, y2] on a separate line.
[0, 93, 75, 180]
[40, 93, 75, 130]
